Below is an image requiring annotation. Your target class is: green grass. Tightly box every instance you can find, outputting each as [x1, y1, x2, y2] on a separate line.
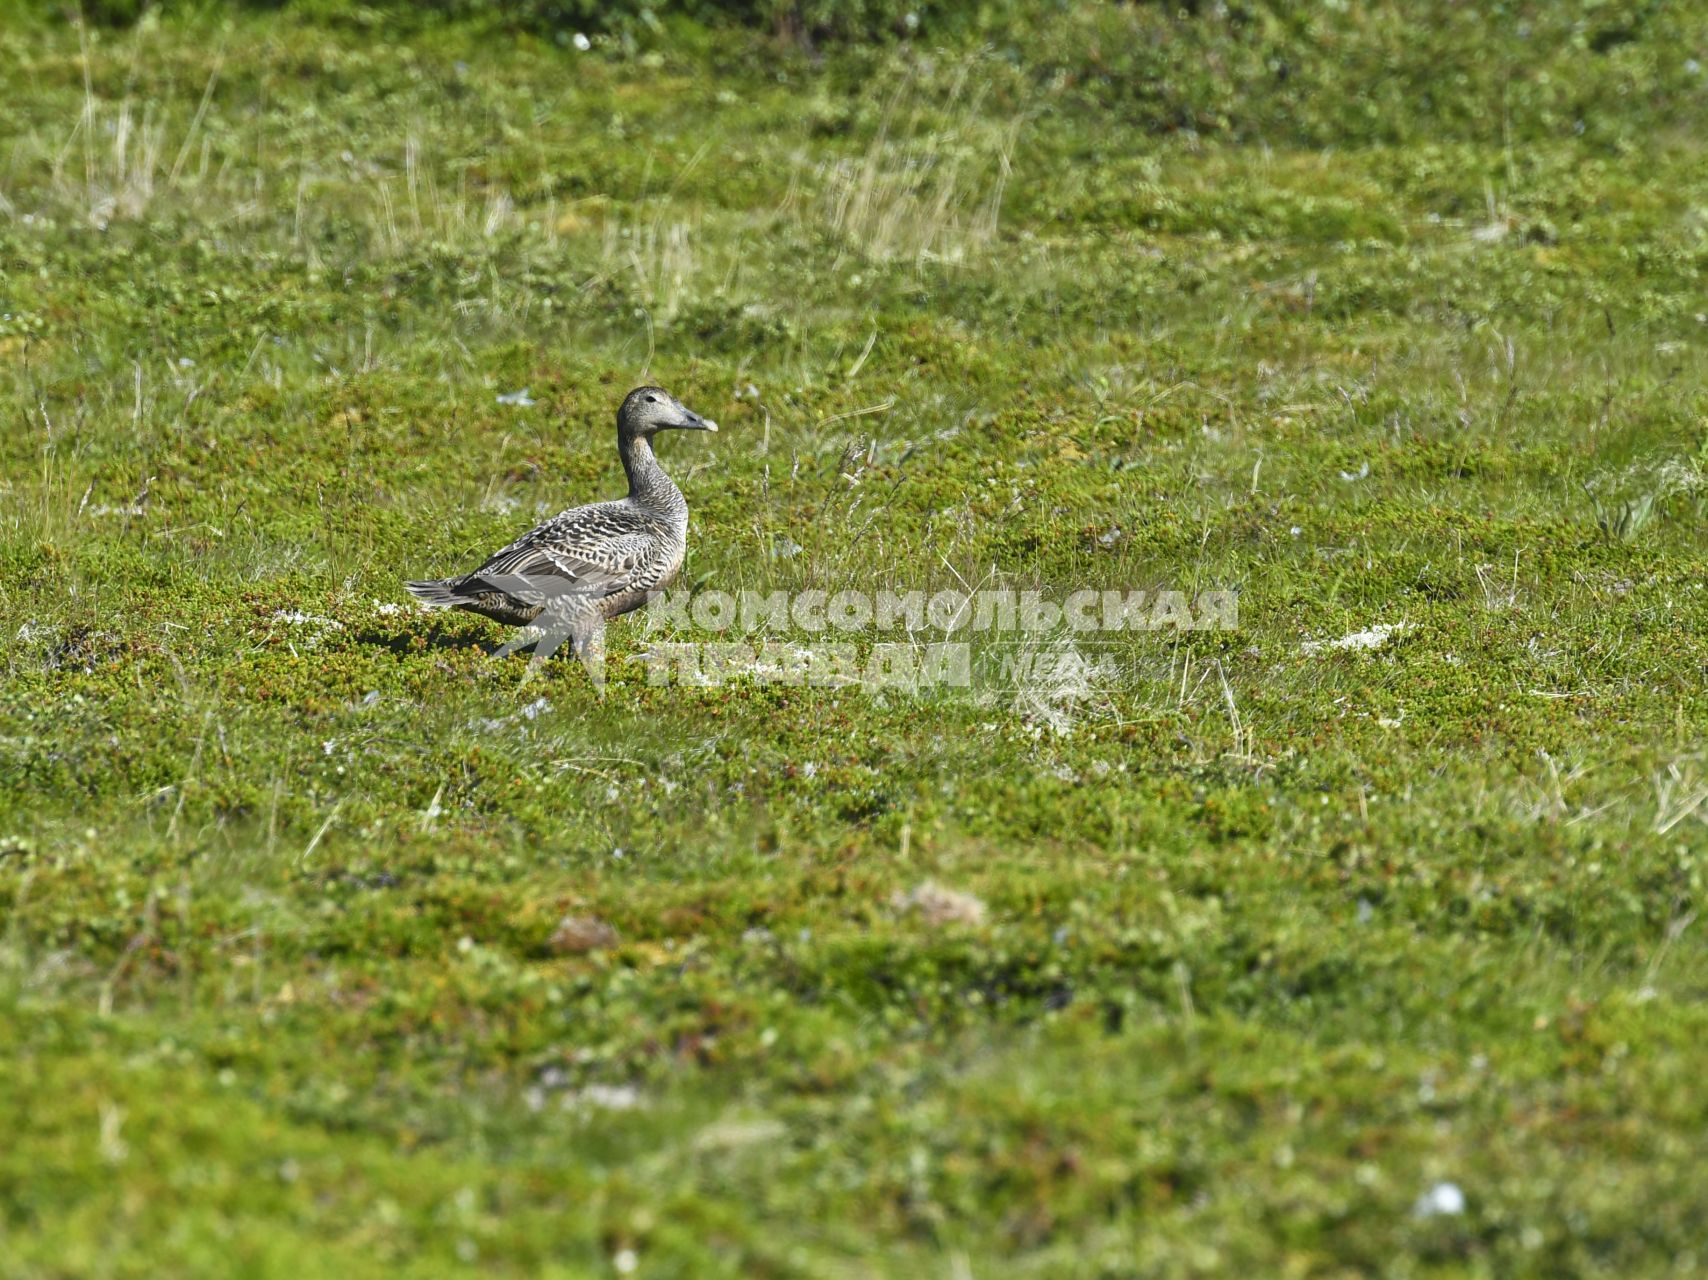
[4, 3, 1708, 1275]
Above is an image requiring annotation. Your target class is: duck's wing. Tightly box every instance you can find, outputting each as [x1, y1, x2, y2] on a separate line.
[407, 501, 667, 626]
[464, 507, 656, 607]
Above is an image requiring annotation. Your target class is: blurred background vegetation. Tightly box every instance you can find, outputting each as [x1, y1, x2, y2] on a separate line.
[41, 0, 1703, 149]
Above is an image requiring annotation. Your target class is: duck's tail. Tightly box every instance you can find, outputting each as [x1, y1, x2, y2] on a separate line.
[405, 578, 466, 609]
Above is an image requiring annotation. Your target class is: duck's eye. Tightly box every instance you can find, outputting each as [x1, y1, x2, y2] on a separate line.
[646, 395, 658, 403]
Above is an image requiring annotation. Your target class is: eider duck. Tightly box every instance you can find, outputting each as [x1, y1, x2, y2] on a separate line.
[407, 386, 717, 676]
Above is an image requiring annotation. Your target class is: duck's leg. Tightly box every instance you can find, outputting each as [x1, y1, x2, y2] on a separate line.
[573, 621, 607, 695]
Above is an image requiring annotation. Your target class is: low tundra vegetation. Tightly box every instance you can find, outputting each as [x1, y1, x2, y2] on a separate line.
[3, 2, 1708, 1275]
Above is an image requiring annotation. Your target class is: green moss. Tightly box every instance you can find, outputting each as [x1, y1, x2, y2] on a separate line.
[2, 3, 1708, 1276]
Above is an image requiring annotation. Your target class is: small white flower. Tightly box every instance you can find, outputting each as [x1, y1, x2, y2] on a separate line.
[572, 32, 592, 52]
[273, 609, 343, 630]
[1413, 1181, 1466, 1218]
[576, 1084, 642, 1112]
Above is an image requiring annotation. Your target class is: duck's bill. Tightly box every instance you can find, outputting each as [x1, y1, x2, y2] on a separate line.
[676, 411, 718, 432]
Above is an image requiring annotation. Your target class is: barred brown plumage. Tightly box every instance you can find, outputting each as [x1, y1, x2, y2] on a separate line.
[406, 386, 717, 678]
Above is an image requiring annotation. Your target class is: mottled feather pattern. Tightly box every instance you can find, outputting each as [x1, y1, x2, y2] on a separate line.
[406, 386, 714, 642]
[435, 503, 682, 626]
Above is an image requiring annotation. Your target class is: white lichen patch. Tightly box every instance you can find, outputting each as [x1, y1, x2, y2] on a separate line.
[1301, 622, 1407, 655]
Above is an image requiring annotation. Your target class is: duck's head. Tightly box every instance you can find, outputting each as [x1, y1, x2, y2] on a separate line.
[618, 386, 718, 439]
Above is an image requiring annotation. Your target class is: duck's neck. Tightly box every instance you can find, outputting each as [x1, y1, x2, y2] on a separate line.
[620, 432, 687, 520]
